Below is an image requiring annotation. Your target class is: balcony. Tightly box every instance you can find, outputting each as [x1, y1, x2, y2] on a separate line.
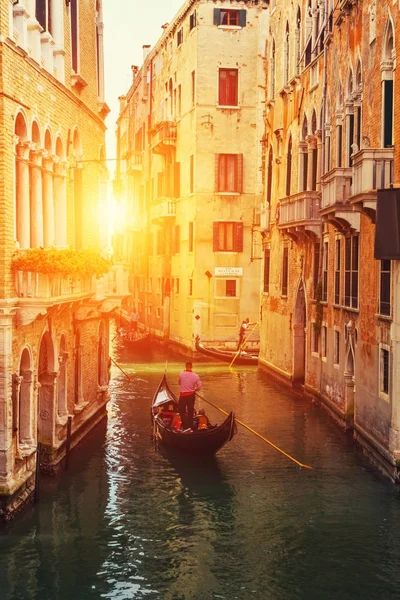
[349, 148, 394, 223]
[16, 271, 94, 300]
[321, 167, 360, 233]
[150, 198, 176, 222]
[151, 121, 177, 154]
[277, 191, 320, 240]
[126, 150, 143, 172]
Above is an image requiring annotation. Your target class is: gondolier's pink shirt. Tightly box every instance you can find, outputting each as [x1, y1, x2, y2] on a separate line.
[179, 370, 201, 396]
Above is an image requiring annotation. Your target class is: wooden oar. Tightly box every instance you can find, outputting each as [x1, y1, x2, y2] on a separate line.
[196, 392, 312, 470]
[110, 357, 133, 381]
[229, 322, 258, 368]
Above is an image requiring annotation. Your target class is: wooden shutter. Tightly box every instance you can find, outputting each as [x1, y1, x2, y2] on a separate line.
[174, 162, 180, 198]
[213, 222, 219, 251]
[213, 9, 221, 25]
[239, 10, 247, 27]
[215, 154, 220, 192]
[234, 222, 244, 252]
[237, 154, 243, 193]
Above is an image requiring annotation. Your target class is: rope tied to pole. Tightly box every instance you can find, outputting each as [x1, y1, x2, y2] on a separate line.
[196, 392, 312, 470]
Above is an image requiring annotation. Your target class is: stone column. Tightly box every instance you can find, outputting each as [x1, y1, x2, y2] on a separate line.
[16, 142, 31, 249]
[57, 353, 68, 418]
[30, 148, 44, 248]
[0, 310, 16, 479]
[315, 130, 322, 192]
[43, 154, 55, 247]
[54, 161, 68, 247]
[306, 135, 316, 192]
[19, 369, 34, 448]
[298, 141, 307, 192]
[37, 372, 57, 447]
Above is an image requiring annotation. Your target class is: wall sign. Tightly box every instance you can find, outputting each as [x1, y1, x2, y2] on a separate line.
[214, 267, 243, 277]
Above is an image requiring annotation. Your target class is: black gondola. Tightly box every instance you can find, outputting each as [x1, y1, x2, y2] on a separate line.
[120, 331, 151, 349]
[151, 374, 237, 456]
[195, 335, 259, 366]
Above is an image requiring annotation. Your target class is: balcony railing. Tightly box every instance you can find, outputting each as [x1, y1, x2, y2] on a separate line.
[279, 191, 320, 226]
[150, 198, 176, 222]
[151, 121, 177, 154]
[15, 272, 94, 300]
[321, 167, 352, 210]
[350, 148, 394, 198]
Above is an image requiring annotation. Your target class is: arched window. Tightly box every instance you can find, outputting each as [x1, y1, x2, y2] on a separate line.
[336, 83, 343, 168]
[346, 71, 355, 166]
[305, 0, 312, 67]
[266, 147, 273, 205]
[286, 135, 293, 196]
[14, 112, 29, 249]
[382, 22, 394, 148]
[18, 349, 33, 448]
[311, 110, 318, 191]
[300, 116, 308, 191]
[295, 7, 301, 76]
[270, 39, 276, 98]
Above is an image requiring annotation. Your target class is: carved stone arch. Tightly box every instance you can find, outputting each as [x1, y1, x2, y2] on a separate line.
[345, 344, 355, 377]
[14, 110, 28, 141]
[55, 135, 64, 160]
[383, 17, 395, 62]
[347, 68, 354, 100]
[44, 128, 53, 153]
[31, 119, 41, 148]
[72, 127, 82, 156]
[336, 80, 343, 109]
[355, 58, 363, 93]
[18, 347, 34, 449]
[301, 114, 308, 140]
[311, 108, 317, 134]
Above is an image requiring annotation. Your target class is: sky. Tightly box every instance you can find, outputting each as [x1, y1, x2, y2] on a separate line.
[102, 0, 184, 161]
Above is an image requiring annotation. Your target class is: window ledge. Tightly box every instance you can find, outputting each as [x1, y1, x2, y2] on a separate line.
[281, 294, 288, 299]
[216, 191, 240, 196]
[322, 356, 327, 363]
[73, 400, 88, 415]
[71, 73, 88, 92]
[217, 25, 242, 31]
[333, 363, 340, 370]
[376, 313, 392, 322]
[343, 306, 359, 314]
[217, 104, 240, 110]
[379, 391, 390, 403]
[311, 351, 320, 358]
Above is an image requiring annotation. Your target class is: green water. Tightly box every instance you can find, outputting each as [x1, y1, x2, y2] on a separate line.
[1, 342, 400, 600]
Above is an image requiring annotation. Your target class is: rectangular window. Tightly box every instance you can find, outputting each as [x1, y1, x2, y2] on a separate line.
[312, 324, 319, 354]
[380, 260, 391, 316]
[189, 155, 194, 193]
[344, 236, 359, 309]
[313, 242, 320, 298]
[177, 28, 183, 47]
[263, 248, 270, 293]
[156, 307, 161, 318]
[189, 11, 197, 31]
[213, 221, 243, 252]
[189, 221, 194, 252]
[322, 325, 327, 359]
[282, 247, 289, 296]
[337, 124, 343, 168]
[334, 330, 340, 365]
[380, 347, 390, 396]
[70, 0, 79, 73]
[218, 69, 238, 106]
[322, 241, 328, 302]
[216, 153, 243, 193]
[189, 279, 193, 296]
[226, 280, 236, 297]
[383, 80, 394, 148]
[334, 239, 341, 305]
[214, 8, 246, 27]
[347, 113, 354, 167]
[191, 70, 195, 106]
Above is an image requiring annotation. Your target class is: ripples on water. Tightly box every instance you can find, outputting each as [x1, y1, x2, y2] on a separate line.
[1, 341, 400, 600]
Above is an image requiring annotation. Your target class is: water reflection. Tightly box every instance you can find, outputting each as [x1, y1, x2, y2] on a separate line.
[2, 345, 400, 600]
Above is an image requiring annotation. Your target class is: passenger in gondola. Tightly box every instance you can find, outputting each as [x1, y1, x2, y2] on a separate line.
[193, 408, 210, 431]
[171, 413, 182, 431]
[178, 361, 201, 431]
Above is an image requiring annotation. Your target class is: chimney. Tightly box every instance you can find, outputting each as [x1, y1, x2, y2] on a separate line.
[131, 65, 139, 83]
[143, 45, 151, 62]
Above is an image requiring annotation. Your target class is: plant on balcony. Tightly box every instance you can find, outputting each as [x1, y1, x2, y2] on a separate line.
[12, 248, 111, 278]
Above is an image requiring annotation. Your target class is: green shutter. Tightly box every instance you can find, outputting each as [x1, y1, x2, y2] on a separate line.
[239, 10, 247, 27]
[213, 8, 221, 25]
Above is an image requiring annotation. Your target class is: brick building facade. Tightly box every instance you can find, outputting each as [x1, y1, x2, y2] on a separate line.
[114, 0, 269, 350]
[259, 0, 400, 480]
[0, 0, 111, 519]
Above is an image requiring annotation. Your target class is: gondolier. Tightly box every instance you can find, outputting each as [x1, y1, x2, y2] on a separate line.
[178, 362, 201, 431]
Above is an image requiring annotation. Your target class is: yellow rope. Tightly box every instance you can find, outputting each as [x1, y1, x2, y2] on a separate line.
[196, 392, 313, 470]
[229, 322, 259, 368]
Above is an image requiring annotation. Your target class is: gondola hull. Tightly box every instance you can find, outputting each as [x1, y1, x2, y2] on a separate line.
[122, 332, 151, 350]
[151, 374, 236, 456]
[195, 336, 258, 366]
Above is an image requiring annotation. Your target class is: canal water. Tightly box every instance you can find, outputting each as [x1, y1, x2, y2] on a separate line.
[1, 340, 400, 600]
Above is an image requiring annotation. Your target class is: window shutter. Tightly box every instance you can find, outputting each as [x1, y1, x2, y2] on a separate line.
[239, 10, 247, 27]
[213, 9, 221, 25]
[237, 154, 243, 193]
[215, 154, 220, 192]
[235, 222, 244, 252]
[213, 222, 219, 251]
[174, 162, 180, 198]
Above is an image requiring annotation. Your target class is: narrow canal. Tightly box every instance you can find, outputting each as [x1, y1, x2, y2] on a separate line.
[2, 339, 400, 600]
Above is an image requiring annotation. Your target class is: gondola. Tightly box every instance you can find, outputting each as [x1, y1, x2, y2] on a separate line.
[195, 335, 259, 366]
[119, 330, 151, 349]
[151, 374, 237, 456]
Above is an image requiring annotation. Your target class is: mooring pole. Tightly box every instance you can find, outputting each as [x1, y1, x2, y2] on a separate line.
[65, 416, 72, 471]
[34, 443, 41, 504]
